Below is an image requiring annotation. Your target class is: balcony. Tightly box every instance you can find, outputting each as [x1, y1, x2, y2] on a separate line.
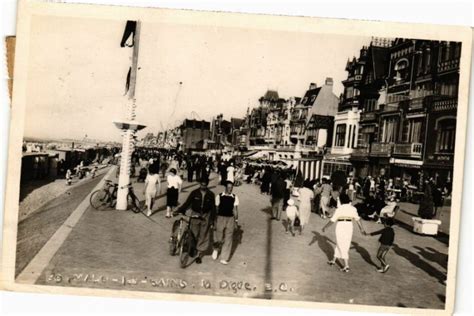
[393, 143, 423, 158]
[438, 59, 459, 73]
[352, 147, 370, 156]
[380, 104, 399, 113]
[360, 112, 377, 122]
[370, 142, 393, 157]
[432, 97, 457, 112]
[409, 97, 424, 110]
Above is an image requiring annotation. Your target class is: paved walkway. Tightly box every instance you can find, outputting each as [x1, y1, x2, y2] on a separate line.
[15, 170, 109, 277]
[18, 172, 449, 309]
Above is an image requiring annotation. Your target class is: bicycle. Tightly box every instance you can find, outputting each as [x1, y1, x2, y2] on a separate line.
[169, 214, 202, 269]
[90, 180, 141, 213]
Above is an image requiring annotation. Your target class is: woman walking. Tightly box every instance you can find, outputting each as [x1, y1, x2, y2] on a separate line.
[322, 193, 366, 272]
[297, 180, 315, 234]
[166, 168, 182, 218]
[143, 166, 161, 217]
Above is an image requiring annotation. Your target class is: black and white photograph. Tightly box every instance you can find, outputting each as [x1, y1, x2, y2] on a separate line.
[1, 1, 472, 315]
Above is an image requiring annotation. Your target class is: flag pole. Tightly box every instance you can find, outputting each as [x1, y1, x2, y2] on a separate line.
[115, 20, 145, 211]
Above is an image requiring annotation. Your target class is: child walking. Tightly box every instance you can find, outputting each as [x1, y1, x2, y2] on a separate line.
[367, 217, 395, 273]
[285, 199, 299, 236]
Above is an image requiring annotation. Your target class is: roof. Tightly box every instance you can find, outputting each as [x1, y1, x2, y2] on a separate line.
[371, 46, 390, 80]
[182, 119, 211, 130]
[220, 120, 232, 134]
[230, 118, 244, 129]
[262, 90, 279, 101]
[22, 152, 49, 157]
[301, 87, 322, 107]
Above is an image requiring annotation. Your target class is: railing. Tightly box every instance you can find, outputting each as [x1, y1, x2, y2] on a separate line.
[438, 59, 459, 73]
[380, 104, 399, 113]
[432, 97, 457, 112]
[393, 143, 422, 158]
[342, 74, 363, 84]
[370, 142, 393, 156]
[386, 94, 409, 104]
[352, 147, 370, 156]
[360, 112, 376, 122]
[409, 97, 424, 110]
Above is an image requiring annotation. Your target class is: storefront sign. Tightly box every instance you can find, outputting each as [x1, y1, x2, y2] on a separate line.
[389, 158, 423, 167]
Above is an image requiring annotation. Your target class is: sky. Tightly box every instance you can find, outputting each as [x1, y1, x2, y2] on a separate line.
[24, 15, 370, 142]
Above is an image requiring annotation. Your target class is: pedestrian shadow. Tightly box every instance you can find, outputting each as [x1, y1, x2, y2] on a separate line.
[228, 224, 244, 261]
[309, 231, 335, 260]
[413, 246, 448, 270]
[351, 241, 379, 268]
[400, 208, 417, 217]
[149, 204, 167, 216]
[260, 206, 273, 216]
[391, 244, 446, 284]
[262, 214, 273, 299]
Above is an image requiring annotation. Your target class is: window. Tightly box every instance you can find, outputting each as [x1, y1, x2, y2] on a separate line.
[364, 99, 377, 112]
[424, 48, 431, 72]
[403, 118, 423, 143]
[348, 125, 352, 148]
[351, 125, 357, 148]
[437, 79, 459, 97]
[394, 58, 409, 82]
[345, 87, 354, 99]
[335, 124, 346, 147]
[381, 117, 399, 143]
[436, 119, 456, 153]
[454, 42, 461, 59]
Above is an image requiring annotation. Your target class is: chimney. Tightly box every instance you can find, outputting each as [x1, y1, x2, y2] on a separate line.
[325, 77, 333, 86]
[309, 82, 317, 90]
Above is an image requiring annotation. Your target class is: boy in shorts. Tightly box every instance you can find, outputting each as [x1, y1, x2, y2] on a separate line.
[367, 217, 395, 273]
[285, 199, 299, 236]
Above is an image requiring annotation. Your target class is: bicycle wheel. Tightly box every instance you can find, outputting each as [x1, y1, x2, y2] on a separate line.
[90, 190, 109, 210]
[169, 220, 180, 256]
[169, 236, 177, 256]
[179, 231, 191, 269]
[128, 194, 141, 213]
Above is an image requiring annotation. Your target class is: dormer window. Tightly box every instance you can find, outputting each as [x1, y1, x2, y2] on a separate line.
[394, 58, 409, 82]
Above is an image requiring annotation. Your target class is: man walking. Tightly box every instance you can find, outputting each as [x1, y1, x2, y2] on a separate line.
[270, 171, 286, 220]
[320, 178, 332, 219]
[174, 179, 216, 264]
[212, 181, 239, 265]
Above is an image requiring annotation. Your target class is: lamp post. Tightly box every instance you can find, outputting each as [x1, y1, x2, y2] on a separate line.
[115, 20, 146, 210]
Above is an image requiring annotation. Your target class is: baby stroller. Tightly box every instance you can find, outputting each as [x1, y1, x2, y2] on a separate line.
[137, 167, 148, 182]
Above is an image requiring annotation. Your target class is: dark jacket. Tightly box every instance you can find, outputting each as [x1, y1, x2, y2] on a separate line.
[271, 178, 286, 199]
[177, 188, 216, 219]
[370, 227, 395, 246]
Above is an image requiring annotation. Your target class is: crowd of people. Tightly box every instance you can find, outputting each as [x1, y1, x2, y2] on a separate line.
[107, 148, 447, 273]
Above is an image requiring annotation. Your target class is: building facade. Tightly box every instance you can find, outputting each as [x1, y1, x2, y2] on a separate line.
[349, 38, 460, 189]
[180, 119, 211, 151]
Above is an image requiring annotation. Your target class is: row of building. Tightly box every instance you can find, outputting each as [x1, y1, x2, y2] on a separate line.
[140, 37, 460, 188]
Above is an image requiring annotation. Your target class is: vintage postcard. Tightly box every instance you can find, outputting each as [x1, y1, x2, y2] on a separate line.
[1, 0, 472, 315]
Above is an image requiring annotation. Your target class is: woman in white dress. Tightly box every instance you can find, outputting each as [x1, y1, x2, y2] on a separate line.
[297, 181, 315, 234]
[166, 168, 183, 218]
[143, 169, 161, 217]
[226, 162, 235, 184]
[322, 193, 366, 272]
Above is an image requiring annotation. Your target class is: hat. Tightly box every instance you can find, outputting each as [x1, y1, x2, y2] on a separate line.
[287, 199, 295, 206]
